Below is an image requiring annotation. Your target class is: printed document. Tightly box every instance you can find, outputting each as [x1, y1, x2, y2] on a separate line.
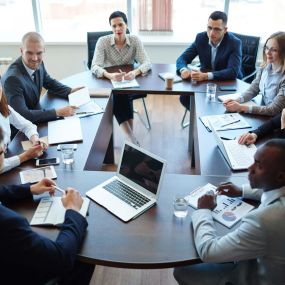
[111, 79, 139, 89]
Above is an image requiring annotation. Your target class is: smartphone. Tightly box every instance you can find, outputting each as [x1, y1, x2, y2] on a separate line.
[36, 157, 60, 166]
[57, 144, 77, 151]
[219, 85, 237, 91]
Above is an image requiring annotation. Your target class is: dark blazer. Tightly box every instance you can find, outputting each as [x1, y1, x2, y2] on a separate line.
[176, 32, 243, 80]
[0, 184, 87, 285]
[252, 114, 285, 139]
[2, 57, 72, 123]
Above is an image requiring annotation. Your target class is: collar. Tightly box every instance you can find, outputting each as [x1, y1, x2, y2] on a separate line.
[111, 34, 130, 47]
[21, 59, 36, 77]
[208, 36, 223, 48]
[260, 186, 285, 207]
[267, 63, 282, 74]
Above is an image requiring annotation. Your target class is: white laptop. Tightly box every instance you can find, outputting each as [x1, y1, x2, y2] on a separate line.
[209, 121, 256, 170]
[86, 142, 167, 222]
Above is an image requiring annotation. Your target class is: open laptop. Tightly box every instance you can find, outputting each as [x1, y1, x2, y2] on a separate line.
[86, 142, 167, 222]
[209, 121, 257, 170]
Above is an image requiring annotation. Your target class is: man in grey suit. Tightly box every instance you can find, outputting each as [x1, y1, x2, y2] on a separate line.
[2, 32, 82, 124]
[174, 139, 285, 285]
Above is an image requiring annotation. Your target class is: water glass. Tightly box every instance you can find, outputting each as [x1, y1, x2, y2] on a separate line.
[61, 145, 74, 165]
[173, 195, 188, 218]
[206, 83, 217, 101]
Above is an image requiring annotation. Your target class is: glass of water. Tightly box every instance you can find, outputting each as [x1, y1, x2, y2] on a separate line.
[173, 195, 188, 218]
[61, 145, 74, 165]
[206, 83, 217, 101]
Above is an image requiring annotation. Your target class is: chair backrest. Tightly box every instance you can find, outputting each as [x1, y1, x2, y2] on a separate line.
[232, 32, 260, 83]
[87, 31, 113, 70]
[87, 29, 130, 70]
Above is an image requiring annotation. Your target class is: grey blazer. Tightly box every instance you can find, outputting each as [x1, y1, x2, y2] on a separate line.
[241, 67, 285, 116]
[2, 57, 71, 123]
[192, 186, 285, 285]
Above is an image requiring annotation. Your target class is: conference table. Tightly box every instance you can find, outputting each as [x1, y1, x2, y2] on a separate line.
[1, 169, 249, 268]
[1, 63, 269, 269]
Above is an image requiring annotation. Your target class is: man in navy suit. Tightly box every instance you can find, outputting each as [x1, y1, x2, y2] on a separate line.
[2, 32, 83, 124]
[176, 11, 243, 110]
[0, 127, 94, 284]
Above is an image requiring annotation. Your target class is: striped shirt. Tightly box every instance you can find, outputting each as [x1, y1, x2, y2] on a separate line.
[91, 34, 151, 78]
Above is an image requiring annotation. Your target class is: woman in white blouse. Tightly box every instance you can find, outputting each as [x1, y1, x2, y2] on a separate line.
[0, 82, 46, 174]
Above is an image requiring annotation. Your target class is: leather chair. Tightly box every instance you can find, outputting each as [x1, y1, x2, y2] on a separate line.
[87, 31, 151, 130]
[181, 32, 260, 128]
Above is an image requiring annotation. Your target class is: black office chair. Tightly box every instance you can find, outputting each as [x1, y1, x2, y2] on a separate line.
[87, 31, 151, 130]
[180, 32, 261, 128]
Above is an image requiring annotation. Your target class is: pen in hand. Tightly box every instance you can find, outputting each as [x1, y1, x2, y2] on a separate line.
[220, 119, 241, 128]
[54, 185, 66, 195]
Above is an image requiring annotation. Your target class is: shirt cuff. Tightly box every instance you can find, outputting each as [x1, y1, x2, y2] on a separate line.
[207, 72, 214, 80]
[242, 184, 252, 198]
[180, 67, 188, 73]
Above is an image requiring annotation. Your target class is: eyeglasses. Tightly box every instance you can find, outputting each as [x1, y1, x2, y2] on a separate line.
[207, 26, 224, 33]
[264, 46, 279, 53]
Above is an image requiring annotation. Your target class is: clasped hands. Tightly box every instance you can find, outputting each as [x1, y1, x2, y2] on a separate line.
[180, 69, 208, 82]
[197, 182, 242, 210]
[111, 69, 136, 81]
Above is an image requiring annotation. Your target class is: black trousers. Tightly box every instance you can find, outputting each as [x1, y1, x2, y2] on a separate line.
[113, 93, 134, 125]
[179, 95, 190, 110]
[58, 261, 95, 285]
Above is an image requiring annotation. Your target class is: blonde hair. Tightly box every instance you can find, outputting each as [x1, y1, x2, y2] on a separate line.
[262, 31, 285, 73]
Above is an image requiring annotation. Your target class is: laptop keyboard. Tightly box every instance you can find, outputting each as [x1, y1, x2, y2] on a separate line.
[103, 180, 150, 209]
[224, 140, 256, 167]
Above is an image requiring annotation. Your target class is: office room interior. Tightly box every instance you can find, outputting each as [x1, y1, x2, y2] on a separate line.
[1, 1, 285, 285]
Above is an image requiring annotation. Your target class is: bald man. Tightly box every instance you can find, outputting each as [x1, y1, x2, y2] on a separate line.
[2, 32, 82, 124]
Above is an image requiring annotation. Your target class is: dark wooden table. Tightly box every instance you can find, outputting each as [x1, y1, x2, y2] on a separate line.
[1, 170, 249, 268]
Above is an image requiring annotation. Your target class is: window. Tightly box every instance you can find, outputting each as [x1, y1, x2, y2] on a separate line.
[228, 0, 285, 41]
[0, 0, 35, 42]
[39, 0, 127, 42]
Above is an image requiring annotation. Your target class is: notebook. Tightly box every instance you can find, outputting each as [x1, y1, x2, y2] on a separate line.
[111, 79, 139, 89]
[30, 196, 90, 227]
[158, 72, 182, 83]
[48, 117, 83, 145]
[209, 121, 256, 170]
[68, 87, 104, 118]
[86, 141, 167, 222]
[185, 183, 254, 228]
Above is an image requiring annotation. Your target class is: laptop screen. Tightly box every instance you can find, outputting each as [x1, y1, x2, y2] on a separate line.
[119, 144, 164, 195]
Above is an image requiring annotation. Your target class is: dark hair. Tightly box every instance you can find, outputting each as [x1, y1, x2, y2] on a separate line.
[263, 139, 285, 170]
[109, 11, 128, 25]
[0, 127, 3, 143]
[209, 11, 228, 25]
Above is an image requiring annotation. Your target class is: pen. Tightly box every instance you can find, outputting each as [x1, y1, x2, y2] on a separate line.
[220, 136, 236, 140]
[220, 119, 240, 128]
[76, 111, 94, 115]
[54, 185, 66, 195]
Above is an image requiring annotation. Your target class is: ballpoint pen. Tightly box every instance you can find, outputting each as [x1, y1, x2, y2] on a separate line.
[54, 185, 66, 194]
[76, 111, 94, 115]
[220, 119, 240, 128]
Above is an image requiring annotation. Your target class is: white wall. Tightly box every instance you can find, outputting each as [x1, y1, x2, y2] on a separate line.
[0, 43, 188, 80]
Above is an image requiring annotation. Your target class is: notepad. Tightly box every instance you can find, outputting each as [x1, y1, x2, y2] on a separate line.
[158, 72, 182, 83]
[218, 93, 258, 108]
[185, 183, 254, 228]
[68, 87, 91, 107]
[30, 196, 90, 227]
[48, 117, 83, 145]
[21, 136, 49, 151]
[19, 166, 57, 184]
[111, 79, 139, 89]
[200, 113, 251, 132]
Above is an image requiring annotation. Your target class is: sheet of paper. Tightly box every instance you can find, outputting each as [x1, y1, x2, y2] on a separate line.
[111, 79, 139, 89]
[68, 87, 90, 107]
[48, 117, 83, 145]
[19, 166, 57, 184]
[200, 113, 251, 131]
[185, 183, 254, 228]
[75, 101, 104, 118]
[21, 136, 48, 151]
[218, 93, 241, 102]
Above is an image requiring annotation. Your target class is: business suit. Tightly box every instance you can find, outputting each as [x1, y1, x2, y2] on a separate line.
[2, 57, 71, 124]
[174, 186, 285, 285]
[177, 32, 242, 110]
[0, 184, 93, 285]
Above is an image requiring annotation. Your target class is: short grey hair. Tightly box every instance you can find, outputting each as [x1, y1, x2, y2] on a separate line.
[21, 32, 45, 46]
